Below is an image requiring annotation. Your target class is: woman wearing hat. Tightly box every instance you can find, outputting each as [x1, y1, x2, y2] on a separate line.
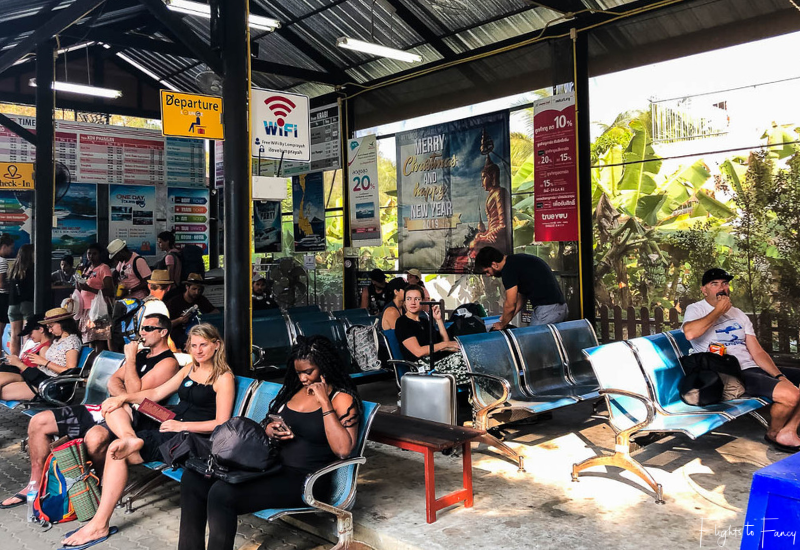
[0, 308, 82, 401]
[76, 243, 115, 351]
[405, 269, 430, 302]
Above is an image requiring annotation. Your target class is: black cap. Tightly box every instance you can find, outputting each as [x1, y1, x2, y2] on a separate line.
[369, 268, 386, 281]
[702, 268, 734, 286]
[20, 314, 46, 336]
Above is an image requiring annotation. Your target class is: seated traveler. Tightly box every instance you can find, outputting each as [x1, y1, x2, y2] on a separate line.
[60, 323, 234, 549]
[0, 308, 81, 402]
[178, 335, 362, 550]
[381, 277, 406, 331]
[0, 314, 178, 509]
[252, 275, 279, 311]
[394, 285, 468, 384]
[167, 273, 219, 351]
[683, 268, 800, 453]
[0, 314, 51, 376]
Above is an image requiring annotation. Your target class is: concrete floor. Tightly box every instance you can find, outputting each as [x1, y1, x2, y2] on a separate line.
[0, 380, 784, 550]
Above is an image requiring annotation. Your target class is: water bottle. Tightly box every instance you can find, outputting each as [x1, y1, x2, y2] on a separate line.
[25, 480, 38, 523]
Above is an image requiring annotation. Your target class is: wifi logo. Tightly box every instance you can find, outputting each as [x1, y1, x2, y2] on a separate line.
[263, 95, 296, 127]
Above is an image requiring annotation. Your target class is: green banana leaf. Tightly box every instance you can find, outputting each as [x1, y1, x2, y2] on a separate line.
[695, 190, 735, 218]
[719, 159, 747, 196]
[512, 153, 536, 192]
[636, 193, 668, 226]
[618, 119, 662, 215]
[761, 126, 798, 159]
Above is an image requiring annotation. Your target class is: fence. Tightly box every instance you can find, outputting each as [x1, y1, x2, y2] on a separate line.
[595, 305, 799, 355]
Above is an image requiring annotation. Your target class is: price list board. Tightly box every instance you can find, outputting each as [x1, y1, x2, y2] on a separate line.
[166, 137, 205, 187]
[55, 131, 78, 176]
[121, 136, 164, 185]
[78, 133, 125, 183]
[533, 93, 579, 242]
[0, 116, 36, 164]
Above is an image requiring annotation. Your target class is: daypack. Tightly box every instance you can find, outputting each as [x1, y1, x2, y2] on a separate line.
[111, 297, 143, 344]
[448, 303, 486, 320]
[346, 321, 382, 372]
[447, 305, 487, 338]
[180, 244, 205, 277]
[679, 352, 744, 406]
[33, 439, 100, 525]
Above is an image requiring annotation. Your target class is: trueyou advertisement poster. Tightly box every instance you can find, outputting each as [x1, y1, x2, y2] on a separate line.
[396, 111, 511, 273]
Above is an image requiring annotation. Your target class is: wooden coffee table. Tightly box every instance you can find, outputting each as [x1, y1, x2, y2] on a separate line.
[368, 411, 484, 523]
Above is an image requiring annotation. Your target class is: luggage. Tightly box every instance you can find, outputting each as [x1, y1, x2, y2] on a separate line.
[33, 439, 100, 525]
[400, 372, 457, 425]
[346, 321, 382, 372]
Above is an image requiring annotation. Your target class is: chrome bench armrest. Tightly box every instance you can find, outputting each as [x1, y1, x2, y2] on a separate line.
[463, 372, 510, 431]
[598, 388, 656, 439]
[302, 456, 366, 514]
[251, 345, 280, 372]
[37, 376, 86, 407]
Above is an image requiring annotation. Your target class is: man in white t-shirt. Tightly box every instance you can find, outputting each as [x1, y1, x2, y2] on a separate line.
[683, 268, 800, 452]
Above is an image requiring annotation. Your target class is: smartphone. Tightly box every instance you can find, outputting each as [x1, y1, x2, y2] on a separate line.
[268, 414, 292, 435]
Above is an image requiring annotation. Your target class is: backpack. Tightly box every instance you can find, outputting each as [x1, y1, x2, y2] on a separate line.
[447, 304, 487, 338]
[111, 297, 144, 344]
[33, 439, 100, 525]
[448, 303, 486, 320]
[346, 321, 382, 372]
[155, 250, 182, 273]
[679, 352, 744, 406]
[180, 244, 205, 277]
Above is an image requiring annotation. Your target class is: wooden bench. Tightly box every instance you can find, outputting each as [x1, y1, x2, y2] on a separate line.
[368, 411, 483, 524]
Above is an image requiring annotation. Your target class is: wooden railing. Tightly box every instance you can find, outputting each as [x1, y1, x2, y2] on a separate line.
[594, 305, 799, 355]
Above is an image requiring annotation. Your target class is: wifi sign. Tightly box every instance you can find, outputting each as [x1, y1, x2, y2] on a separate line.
[264, 95, 296, 127]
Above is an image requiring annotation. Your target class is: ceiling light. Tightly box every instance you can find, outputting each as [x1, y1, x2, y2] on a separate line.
[165, 0, 280, 31]
[336, 37, 421, 63]
[29, 79, 122, 99]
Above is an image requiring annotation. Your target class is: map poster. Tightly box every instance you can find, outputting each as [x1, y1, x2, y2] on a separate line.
[109, 184, 157, 255]
[168, 187, 210, 252]
[253, 201, 282, 253]
[292, 172, 326, 252]
[396, 111, 511, 273]
[52, 183, 97, 258]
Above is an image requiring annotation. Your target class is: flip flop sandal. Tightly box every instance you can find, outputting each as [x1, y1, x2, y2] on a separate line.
[764, 435, 800, 454]
[57, 526, 119, 550]
[0, 492, 27, 509]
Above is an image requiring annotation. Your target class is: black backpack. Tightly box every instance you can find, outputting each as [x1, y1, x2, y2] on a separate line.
[180, 244, 205, 277]
[679, 353, 742, 406]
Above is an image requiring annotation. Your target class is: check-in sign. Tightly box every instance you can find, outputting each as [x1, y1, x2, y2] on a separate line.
[0, 163, 34, 189]
[160, 90, 224, 140]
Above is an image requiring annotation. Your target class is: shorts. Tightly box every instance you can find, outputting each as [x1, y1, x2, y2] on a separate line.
[131, 409, 183, 463]
[8, 300, 33, 322]
[0, 293, 8, 323]
[52, 404, 107, 439]
[740, 366, 800, 399]
[0, 363, 20, 374]
[20, 367, 51, 395]
[530, 303, 568, 326]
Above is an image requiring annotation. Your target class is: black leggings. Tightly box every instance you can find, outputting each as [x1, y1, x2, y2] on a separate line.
[178, 467, 307, 550]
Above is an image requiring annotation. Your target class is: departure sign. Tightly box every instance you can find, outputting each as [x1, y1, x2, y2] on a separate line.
[160, 90, 224, 140]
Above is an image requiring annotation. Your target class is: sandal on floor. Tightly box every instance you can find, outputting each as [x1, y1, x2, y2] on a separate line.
[57, 526, 119, 550]
[0, 492, 27, 509]
[764, 435, 800, 453]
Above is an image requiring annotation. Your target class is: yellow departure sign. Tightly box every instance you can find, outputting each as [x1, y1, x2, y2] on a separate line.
[0, 162, 34, 189]
[160, 90, 224, 140]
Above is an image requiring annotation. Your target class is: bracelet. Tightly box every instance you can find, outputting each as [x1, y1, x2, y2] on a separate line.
[776, 373, 786, 380]
[45, 361, 51, 368]
[322, 409, 335, 417]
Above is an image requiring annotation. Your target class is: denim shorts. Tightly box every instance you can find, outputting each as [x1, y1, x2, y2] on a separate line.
[8, 300, 33, 322]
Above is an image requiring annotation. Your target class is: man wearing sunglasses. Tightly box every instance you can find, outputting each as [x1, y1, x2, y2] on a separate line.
[0, 314, 178, 509]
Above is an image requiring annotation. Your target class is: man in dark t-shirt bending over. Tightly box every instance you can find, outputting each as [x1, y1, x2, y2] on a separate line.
[474, 246, 567, 330]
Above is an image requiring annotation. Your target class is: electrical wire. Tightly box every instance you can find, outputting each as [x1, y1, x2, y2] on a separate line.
[341, 0, 688, 100]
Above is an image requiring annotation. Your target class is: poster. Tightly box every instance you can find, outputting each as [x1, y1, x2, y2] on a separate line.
[347, 134, 381, 246]
[251, 88, 311, 162]
[396, 111, 511, 273]
[53, 183, 97, 257]
[109, 184, 157, 255]
[0, 190, 32, 252]
[533, 93, 579, 242]
[253, 201, 282, 253]
[168, 187, 210, 252]
[292, 172, 326, 252]
[165, 137, 205, 187]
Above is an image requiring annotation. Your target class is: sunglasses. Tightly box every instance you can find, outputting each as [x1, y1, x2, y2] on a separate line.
[140, 325, 166, 333]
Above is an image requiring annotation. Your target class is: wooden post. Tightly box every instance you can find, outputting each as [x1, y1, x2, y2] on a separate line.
[654, 307, 664, 334]
[626, 306, 637, 339]
[640, 306, 651, 336]
[599, 305, 609, 343]
[668, 307, 680, 330]
[613, 305, 623, 342]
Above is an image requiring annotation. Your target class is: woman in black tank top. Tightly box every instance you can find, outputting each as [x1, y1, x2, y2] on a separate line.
[62, 323, 235, 550]
[178, 335, 363, 550]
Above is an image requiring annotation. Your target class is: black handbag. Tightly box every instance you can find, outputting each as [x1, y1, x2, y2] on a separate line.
[163, 417, 280, 484]
[679, 352, 742, 406]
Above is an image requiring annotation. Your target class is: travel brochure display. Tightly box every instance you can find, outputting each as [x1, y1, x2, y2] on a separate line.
[0, 114, 205, 188]
[109, 185, 157, 255]
[168, 187, 210, 252]
[253, 201, 282, 253]
[396, 111, 512, 273]
[292, 172, 326, 252]
[0, 183, 97, 256]
[533, 93, 579, 242]
[347, 134, 381, 247]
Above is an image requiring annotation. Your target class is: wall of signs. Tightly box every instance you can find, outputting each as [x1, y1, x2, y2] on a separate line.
[168, 187, 210, 252]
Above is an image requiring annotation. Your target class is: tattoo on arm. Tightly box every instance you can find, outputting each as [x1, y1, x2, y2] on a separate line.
[338, 403, 359, 427]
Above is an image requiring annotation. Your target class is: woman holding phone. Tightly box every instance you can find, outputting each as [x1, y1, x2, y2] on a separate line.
[60, 323, 234, 550]
[178, 335, 362, 550]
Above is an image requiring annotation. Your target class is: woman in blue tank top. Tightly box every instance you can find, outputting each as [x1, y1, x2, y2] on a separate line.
[178, 335, 363, 550]
[61, 323, 234, 550]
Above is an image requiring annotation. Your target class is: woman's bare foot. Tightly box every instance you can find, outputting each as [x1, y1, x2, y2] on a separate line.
[108, 437, 143, 461]
[61, 521, 109, 546]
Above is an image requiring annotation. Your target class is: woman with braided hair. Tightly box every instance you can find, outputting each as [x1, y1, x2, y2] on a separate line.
[178, 335, 363, 550]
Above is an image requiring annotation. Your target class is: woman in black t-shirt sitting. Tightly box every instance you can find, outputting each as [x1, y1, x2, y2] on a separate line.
[393, 285, 469, 384]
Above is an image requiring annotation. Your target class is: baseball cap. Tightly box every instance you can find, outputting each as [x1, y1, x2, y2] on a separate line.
[405, 268, 422, 278]
[20, 314, 45, 336]
[369, 268, 386, 281]
[701, 268, 734, 286]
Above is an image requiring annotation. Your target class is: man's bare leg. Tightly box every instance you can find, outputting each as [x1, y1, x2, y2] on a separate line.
[767, 382, 800, 447]
[0, 410, 57, 507]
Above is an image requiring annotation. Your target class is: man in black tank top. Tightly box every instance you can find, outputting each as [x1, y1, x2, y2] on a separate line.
[0, 314, 179, 509]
